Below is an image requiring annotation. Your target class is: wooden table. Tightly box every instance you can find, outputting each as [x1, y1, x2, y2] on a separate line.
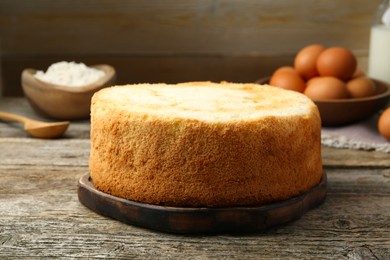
[1, 98, 389, 259]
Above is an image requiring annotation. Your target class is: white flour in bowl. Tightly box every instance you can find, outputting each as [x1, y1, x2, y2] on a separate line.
[34, 61, 105, 87]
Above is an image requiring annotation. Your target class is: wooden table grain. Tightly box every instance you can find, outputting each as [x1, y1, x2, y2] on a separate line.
[0, 98, 389, 259]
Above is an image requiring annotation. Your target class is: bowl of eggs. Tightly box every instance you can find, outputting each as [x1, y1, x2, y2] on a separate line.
[259, 44, 390, 126]
[22, 61, 116, 120]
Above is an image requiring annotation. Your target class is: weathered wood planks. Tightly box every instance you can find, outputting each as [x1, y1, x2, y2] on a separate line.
[0, 0, 377, 95]
[0, 165, 388, 258]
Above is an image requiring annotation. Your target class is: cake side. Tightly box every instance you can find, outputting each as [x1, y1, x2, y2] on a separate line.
[89, 82, 322, 207]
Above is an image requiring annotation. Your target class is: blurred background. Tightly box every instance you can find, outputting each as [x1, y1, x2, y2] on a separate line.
[0, 0, 379, 96]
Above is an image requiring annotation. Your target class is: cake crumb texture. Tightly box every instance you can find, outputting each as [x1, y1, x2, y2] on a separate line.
[89, 82, 322, 207]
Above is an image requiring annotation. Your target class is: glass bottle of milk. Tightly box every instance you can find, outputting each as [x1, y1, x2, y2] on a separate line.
[368, 0, 390, 83]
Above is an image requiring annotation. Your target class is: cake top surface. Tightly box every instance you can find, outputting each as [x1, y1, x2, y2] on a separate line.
[93, 82, 316, 122]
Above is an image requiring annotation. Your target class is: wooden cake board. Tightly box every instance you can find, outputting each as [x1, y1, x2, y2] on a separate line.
[78, 172, 327, 234]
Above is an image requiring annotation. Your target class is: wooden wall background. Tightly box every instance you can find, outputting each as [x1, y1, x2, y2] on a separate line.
[0, 0, 379, 96]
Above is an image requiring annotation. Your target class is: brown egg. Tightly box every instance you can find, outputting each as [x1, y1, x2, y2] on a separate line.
[271, 66, 296, 76]
[316, 47, 357, 81]
[304, 76, 350, 100]
[352, 68, 365, 78]
[346, 77, 376, 98]
[294, 44, 326, 80]
[269, 69, 305, 93]
[378, 107, 390, 141]
[306, 76, 322, 87]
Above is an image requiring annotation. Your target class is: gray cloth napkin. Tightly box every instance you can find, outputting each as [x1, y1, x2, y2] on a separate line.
[321, 114, 390, 153]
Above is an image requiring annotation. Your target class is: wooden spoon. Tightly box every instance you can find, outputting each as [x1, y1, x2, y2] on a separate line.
[0, 111, 70, 139]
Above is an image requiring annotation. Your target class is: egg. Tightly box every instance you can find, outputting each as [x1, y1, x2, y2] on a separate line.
[304, 76, 350, 100]
[346, 77, 376, 98]
[306, 76, 322, 87]
[272, 66, 297, 76]
[378, 107, 390, 141]
[352, 68, 365, 78]
[269, 68, 305, 93]
[294, 44, 326, 80]
[316, 47, 357, 81]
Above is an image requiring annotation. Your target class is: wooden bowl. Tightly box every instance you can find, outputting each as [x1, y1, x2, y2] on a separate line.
[21, 64, 116, 120]
[257, 78, 390, 126]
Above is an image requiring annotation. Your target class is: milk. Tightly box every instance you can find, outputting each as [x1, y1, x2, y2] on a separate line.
[368, 25, 390, 83]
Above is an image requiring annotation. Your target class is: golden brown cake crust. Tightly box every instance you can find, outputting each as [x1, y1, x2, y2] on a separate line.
[89, 82, 322, 207]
